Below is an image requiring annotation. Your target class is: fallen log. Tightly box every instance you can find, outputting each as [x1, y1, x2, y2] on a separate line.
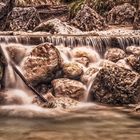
[10, 61, 48, 103]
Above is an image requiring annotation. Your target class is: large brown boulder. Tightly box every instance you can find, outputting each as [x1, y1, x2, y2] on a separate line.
[52, 78, 86, 101]
[5, 7, 41, 31]
[89, 61, 140, 104]
[34, 18, 82, 34]
[22, 43, 61, 86]
[107, 3, 136, 25]
[62, 62, 83, 79]
[71, 5, 107, 31]
[104, 48, 126, 62]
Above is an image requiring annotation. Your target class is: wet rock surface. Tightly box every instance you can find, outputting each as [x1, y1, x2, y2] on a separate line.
[107, 3, 136, 25]
[52, 78, 86, 101]
[5, 7, 41, 31]
[104, 48, 126, 62]
[126, 46, 140, 56]
[34, 18, 82, 34]
[126, 55, 140, 73]
[22, 43, 61, 86]
[81, 67, 99, 85]
[71, 5, 107, 31]
[90, 61, 140, 104]
[62, 62, 83, 79]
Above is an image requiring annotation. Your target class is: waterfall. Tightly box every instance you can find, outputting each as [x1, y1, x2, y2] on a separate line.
[0, 35, 139, 56]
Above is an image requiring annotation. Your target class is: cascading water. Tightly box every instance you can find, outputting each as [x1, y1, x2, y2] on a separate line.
[0, 44, 32, 105]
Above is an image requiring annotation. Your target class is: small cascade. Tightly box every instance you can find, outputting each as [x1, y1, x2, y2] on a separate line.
[0, 44, 32, 105]
[0, 35, 139, 56]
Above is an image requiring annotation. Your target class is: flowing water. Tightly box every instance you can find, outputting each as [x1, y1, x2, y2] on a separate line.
[0, 35, 140, 140]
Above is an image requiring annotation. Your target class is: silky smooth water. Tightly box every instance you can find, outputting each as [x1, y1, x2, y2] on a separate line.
[0, 104, 139, 140]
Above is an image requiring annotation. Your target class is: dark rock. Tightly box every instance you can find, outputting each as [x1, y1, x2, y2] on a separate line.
[62, 62, 83, 79]
[133, 2, 140, 30]
[0, 0, 15, 30]
[71, 5, 107, 31]
[107, 3, 136, 25]
[34, 18, 82, 34]
[5, 7, 41, 31]
[126, 46, 140, 56]
[89, 61, 140, 104]
[52, 78, 86, 101]
[104, 48, 126, 63]
[126, 55, 140, 73]
[22, 43, 61, 86]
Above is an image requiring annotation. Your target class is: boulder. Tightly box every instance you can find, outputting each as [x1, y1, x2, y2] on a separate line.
[5, 7, 41, 31]
[107, 3, 136, 25]
[89, 61, 140, 104]
[71, 47, 100, 65]
[22, 43, 61, 86]
[62, 62, 83, 79]
[126, 46, 140, 56]
[104, 48, 126, 63]
[34, 18, 82, 34]
[71, 5, 107, 31]
[52, 78, 86, 101]
[126, 55, 140, 73]
[0, 0, 15, 30]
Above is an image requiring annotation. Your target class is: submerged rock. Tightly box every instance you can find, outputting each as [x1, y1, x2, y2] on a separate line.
[71, 5, 107, 31]
[104, 48, 126, 63]
[22, 43, 61, 86]
[89, 61, 140, 104]
[126, 55, 140, 73]
[5, 7, 41, 31]
[34, 18, 82, 34]
[107, 3, 136, 25]
[126, 46, 140, 56]
[62, 62, 83, 79]
[33, 92, 79, 109]
[52, 78, 86, 101]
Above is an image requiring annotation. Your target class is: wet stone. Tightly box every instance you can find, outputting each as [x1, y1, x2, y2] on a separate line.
[126, 55, 140, 73]
[104, 48, 126, 63]
[52, 78, 86, 101]
[107, 3, 136, 25]
[81, 67, 99, 84]
[34, 18, 82, 34]
[89, 61, 140, 104]
[126, 46, 140, 56]
[71, 5, 107, 31]
[5, 7, 41, 31]
[22, 43, 61, 86]
[62, 62, 83, 79]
